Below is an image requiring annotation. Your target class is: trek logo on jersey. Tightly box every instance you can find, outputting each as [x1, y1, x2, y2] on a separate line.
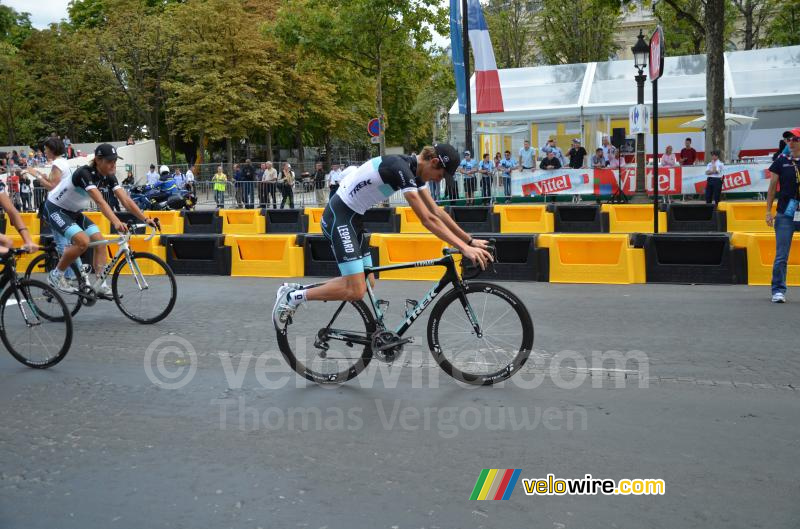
[337, 226, 355, 253]
[348, 179, 372, 197]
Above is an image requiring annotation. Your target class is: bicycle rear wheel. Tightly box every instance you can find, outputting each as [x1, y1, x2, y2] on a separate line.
[111, 252, 177, 324]
[0, 279, 72, 368]
[276, 299, 375, 384]
[24, 253, 83, 317]
[427, 281, 533, 385]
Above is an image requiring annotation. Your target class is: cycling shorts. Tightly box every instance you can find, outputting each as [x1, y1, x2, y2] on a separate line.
[320, 194, 372, 276]
[42, 201, 100, 240]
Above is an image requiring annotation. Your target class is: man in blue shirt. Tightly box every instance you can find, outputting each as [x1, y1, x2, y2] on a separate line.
[458, 151, 478, 205]
[518, 140, 536, 171]
[498, 150, 518, 203]
[766, 127, 800, 303]
[478, 153, 495, 205]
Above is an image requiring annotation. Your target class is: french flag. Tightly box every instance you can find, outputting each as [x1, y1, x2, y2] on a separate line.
[467, 0, 504, 114]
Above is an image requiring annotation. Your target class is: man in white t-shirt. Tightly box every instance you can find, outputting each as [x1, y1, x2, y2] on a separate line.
[146, 164, 159, 186]
[327, 163, 342, 199]
[185, 166, 195, 192]
[518, 140, 536, 171]
[704, 150, 725, 205]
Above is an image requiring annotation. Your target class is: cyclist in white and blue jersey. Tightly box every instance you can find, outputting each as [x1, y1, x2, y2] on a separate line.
[272, 144, 494, 326]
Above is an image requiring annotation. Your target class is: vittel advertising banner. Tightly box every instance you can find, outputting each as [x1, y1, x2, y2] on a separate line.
[512, 165, 770, 197]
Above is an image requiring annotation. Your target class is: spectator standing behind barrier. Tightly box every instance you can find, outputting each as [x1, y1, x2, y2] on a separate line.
[661, 145, 678, 167]
[567, 138, 587, 169]
[765, 128, 800, 303]
[233, 163, 244, 208]
[212, 166, 228, 208]
[241, 159, 256, 209]
[600, 136, 617, 164]
[312, 162, 327, 205]
[704, 150, 724, 205]
[458, 151, 478, 205]
[541, 138, 566, 167]
[264, 161, 278, 208]
[257, 163, 267, 207]
[478, 153, 494, 205]
[540, 150, 562, 170]
[591, 148, 606, 168]
[123, 170, 135, 186]
[279, 162, 295, 209]
[680, 138, 697, 165]
[185, 166, 195, 193]
[444, 151, 462, 203]
[498, 151, 517, 203]
[20, 175, 32, 211]
[173, 167, 185, 189]
[518, 140, 536, 171]
[607, 150, 623, 169]
[146, 164, 159, 186]
[328, 163, 342, 200]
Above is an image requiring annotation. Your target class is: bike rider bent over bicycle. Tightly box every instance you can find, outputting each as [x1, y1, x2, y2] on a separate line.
[272, 143, 493, 326]
[43, 144, 157, 295]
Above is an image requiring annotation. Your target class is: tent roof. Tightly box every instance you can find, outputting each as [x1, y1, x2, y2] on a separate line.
[449, 45, 800, 121]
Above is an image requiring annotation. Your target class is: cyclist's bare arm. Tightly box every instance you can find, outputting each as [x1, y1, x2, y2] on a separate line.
[407, 190, 492, 267]
[87, 188, 127, 233]
[0, 192, 36, 251]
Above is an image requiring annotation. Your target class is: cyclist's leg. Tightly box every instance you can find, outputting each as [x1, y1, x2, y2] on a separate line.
[44, 202, 88, 272]
[76, 214, 105, 275]
[52, 230, 82, 279]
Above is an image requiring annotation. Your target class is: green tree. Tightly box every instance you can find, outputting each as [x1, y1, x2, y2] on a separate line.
[533, 0, 622, 64]
[763, 0, 800, 47]
[275, 0, 444, 155]
[0, 5, 33, 48]
[655, 0, 737, 54]
[730, 0, 776, 49]
[98, 0, 178, 163]
[485, 0, 536, 68]
[167, 0, 284, 168]
[0, 42, 34, 144]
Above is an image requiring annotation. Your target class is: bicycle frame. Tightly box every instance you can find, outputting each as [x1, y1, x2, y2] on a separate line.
[317, 253, 483, 348]
[79, 225, 158, 294]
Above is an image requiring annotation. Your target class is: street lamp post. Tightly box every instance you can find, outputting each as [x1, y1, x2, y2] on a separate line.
[632, 30, 650, 195]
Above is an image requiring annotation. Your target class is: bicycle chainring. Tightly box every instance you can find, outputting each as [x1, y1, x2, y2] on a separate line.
[371, 330, 404, 363]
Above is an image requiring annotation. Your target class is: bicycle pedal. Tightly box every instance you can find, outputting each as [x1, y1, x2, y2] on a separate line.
[98, 293, 115, 301]
[375, 337, 412, 352]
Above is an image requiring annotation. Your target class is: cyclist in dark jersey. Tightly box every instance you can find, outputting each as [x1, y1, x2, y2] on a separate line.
[273, 143, 493, 326]
[43, 143, 157, 294]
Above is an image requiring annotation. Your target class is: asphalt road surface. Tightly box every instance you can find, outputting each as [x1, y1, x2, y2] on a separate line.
[1, 277, 798, 529]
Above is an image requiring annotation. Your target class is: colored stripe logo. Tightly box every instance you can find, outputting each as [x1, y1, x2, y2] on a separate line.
[470, 469, 521, 500]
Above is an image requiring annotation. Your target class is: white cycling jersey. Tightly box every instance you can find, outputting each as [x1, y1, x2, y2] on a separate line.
[336, 155, 424, 214]
[47, 164, 121, 212]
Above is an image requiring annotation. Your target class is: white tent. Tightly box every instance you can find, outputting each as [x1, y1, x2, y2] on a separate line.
[449, 45, 800, 158]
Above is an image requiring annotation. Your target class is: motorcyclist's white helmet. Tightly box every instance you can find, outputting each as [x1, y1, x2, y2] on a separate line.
[159, 165, 170, 175]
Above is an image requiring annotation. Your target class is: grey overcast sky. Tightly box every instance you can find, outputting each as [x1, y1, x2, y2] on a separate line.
[4, 0, 70, 29]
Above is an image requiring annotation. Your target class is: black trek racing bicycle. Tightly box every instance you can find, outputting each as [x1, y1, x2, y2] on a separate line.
[275, 243, 533, 385]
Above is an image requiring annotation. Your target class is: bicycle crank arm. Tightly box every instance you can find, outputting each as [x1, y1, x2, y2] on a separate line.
[374, 337, 413, 353]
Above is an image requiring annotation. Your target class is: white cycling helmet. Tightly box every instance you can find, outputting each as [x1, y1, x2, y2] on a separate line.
[159, 165, 170, 175]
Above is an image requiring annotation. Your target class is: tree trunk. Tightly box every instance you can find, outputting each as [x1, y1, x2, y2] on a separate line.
[744, 0, 754, 49]
[169, 132, 177, 165]
[376, 46, 386, 156]
[152, 104, 161, 165]
[295, 121, 305, 172]
[705, 0, 726, 160]
[265, 128, 273, 162]
[324, 133, 332, 170]
[197, 130, 205, 172]
[226, 137, 233, 176]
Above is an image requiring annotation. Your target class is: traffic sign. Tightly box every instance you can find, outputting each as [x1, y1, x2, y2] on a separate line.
[368, 118, 382, 137]
[649, 26, 665, 82]
[370, 136, 381, 144]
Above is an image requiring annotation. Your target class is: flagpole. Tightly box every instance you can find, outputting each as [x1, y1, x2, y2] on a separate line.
[462, 0, 472, 154]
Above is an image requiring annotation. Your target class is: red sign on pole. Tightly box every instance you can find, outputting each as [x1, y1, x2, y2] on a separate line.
[368, 118, 382, 137]
[649, 26, 665, 82]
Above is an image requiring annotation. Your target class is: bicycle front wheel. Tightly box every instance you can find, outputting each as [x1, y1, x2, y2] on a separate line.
[0, 279, 72, 368]
[24, 253, 83, 317]
[276, 299, 376, 384]
[112, 252, 177, 324]
[427, 281, 533, 385]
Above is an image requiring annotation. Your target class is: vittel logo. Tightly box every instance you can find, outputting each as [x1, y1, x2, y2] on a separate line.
[722, 170, 751, 190]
